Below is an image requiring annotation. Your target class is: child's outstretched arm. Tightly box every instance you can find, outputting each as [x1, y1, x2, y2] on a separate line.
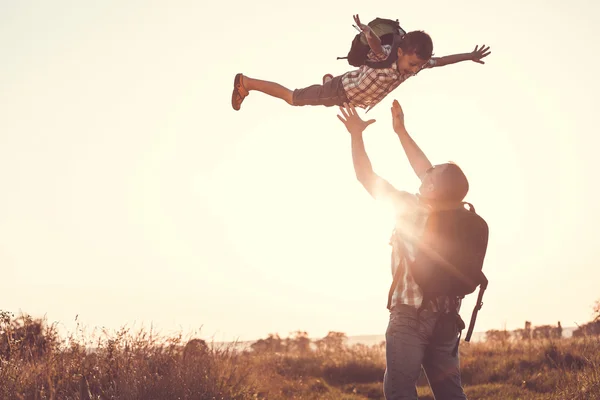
[431, 44, 491, 67]
[353, 14, 384, 56]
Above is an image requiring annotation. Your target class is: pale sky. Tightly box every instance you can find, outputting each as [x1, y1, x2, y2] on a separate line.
[1, 0, 599, 343]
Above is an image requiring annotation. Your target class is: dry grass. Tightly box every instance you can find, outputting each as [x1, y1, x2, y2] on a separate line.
[1, 311, 599, 399]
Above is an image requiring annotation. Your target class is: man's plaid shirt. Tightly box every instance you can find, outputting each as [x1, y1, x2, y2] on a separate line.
[341, 45, 436, 112]
[388, 192, 461, 312]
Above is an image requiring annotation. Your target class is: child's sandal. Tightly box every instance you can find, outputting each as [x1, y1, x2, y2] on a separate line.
[231, 73, 249, 111]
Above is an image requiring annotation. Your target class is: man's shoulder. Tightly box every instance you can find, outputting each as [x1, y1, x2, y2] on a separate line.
[394, 190, 417, 201]
[392, 192, 431, 215]
[391, 191, 420, 207]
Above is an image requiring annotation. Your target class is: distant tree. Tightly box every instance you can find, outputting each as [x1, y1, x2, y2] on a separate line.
[250, 333, 285, 353]
[573, 321, 600, 337]
[182, 338, 208, 364]
[532, 325, 554, 340]
[0, 311, 58, 361]
[288, 331, 311, 355]
[513, 321, 532, 341]
[573, 299, 600, 337]
[315, 331, 347, 354]
[555, 321, 563, 339]
[485, 329, 510, 343]
[512, 329, 527, 341]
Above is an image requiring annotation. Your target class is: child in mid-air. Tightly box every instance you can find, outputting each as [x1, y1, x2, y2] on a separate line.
[231, 15, 490, 113]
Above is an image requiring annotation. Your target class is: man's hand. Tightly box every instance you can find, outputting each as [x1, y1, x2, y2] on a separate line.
[390, 99, 433, 179]
[337, 103, 376, 135]
[470, 44, 491, 64]
[391, 100, 405, 134]
[353, 14, 372, 38]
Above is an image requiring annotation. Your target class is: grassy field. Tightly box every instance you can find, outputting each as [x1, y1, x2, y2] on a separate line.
[0, 313, 599, 399]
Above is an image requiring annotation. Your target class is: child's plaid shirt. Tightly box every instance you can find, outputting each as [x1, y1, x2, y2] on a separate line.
[342, 45, 436, 112]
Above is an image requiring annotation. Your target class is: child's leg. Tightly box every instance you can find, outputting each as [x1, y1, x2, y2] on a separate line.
[232, 74, 293, 111]
[243, 76, 294, 104]
[232, 73, 349, 110]
[292, 74, 349, 107]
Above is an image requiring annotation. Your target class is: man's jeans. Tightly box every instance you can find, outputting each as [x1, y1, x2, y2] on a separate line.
[383, 304, 467, 400]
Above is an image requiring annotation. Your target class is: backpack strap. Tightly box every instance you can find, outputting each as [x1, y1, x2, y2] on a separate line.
[463, 202, 476, 212]
[387, 254, 404, 310]
[465, 275, 488, 342]
[462, 202, 487, 343]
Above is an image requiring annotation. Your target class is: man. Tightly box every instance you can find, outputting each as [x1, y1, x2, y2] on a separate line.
[337, 101, 471, 400]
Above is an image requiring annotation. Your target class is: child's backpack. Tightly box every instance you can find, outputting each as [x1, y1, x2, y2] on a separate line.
[337, 17, 406, 68]
[388, 202, 489, 343]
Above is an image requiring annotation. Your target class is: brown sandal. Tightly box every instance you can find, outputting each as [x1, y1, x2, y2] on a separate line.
[231, 73, 249, 111]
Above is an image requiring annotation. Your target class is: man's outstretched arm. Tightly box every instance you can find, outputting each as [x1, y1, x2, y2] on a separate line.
[390, 100, 433, 181]
[431, 44, 491, 67]
[338, 103, 399, 200]
[350, 134, 399, 199]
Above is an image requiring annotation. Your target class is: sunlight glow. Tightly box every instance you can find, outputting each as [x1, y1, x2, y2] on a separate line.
[0, 0, 598, 342]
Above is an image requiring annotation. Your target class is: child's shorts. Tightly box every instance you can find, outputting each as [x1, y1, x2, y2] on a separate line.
[292, 75, 349, 107]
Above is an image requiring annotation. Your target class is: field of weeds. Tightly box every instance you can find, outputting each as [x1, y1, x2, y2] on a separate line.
[0, 312, 599, 399]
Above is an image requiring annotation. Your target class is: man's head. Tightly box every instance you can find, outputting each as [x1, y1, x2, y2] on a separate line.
[419, 162, 469, 205]
[396, 31, 433, 75]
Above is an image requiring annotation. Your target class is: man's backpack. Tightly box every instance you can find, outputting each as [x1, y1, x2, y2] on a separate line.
[388, 202, 489, 343]
[337, 17, 406, 69]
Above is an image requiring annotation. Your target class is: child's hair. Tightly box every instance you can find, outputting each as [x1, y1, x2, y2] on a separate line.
[400, 31, 434, 61]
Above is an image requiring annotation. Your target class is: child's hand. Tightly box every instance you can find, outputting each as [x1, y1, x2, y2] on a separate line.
[470, 45, 491, 64]
[391, 100, 405, 133]
[353, 14, 372, 38]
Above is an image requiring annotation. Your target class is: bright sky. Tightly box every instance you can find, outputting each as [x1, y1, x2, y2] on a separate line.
[1, 0, 599, 343]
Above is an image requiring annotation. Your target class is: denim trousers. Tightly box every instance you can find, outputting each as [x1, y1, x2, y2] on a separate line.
[383, 304, 468, 400]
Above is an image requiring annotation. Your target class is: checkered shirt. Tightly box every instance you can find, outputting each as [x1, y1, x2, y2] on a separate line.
[388, 192, 461, 312]
[341, 45, 436, 112]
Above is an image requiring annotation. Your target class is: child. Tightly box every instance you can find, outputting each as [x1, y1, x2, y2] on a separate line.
[231, 15, 490, 113]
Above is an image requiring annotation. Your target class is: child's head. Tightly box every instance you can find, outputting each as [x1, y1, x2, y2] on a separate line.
[396, 31, 433, 75]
